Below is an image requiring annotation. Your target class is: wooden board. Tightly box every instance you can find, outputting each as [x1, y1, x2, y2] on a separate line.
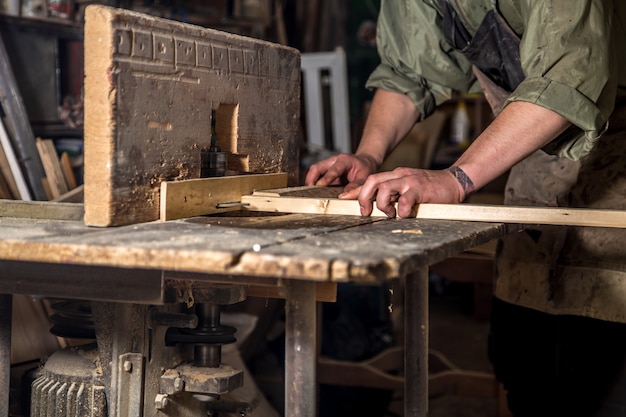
[52, 184, 84, 203]
[241, 192, 626, 228]
[0, 199, 84, 220]
[83, 5, 301, 227]
[36, 138, 69, 199]
[160, 173, 287, 220]
[60, 152, 77, 190]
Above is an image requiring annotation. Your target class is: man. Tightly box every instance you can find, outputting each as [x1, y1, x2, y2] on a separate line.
[305, 1, 626, 415]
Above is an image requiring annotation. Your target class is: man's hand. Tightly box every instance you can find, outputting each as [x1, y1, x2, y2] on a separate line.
[304, 153, 378, 192]
[340, 167, 465, 218]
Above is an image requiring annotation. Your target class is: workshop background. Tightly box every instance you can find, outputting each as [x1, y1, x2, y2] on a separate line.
[1, 1, 508, 416]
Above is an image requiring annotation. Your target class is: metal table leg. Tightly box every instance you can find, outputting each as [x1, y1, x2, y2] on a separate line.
[0, 294, 12, 417]
[285, 280, 317, 417]
[405, 268, 429, 417]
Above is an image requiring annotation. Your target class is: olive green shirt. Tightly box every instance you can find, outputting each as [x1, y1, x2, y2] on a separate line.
[367, 0, 626, 159]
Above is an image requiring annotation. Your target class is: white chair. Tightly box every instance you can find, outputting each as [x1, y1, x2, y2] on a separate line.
[301, 47, 351, 155]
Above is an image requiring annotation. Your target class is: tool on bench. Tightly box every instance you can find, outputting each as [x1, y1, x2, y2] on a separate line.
[200, 110, 227, 178]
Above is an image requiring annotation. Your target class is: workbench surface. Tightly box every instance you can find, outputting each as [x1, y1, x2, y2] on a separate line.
[0, 208, 515, 417]
[0, 210, 511, 284]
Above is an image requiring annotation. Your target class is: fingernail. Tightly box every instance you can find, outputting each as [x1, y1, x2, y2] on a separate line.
[338, 192, 346, 199]
[360, 206, 366, 216]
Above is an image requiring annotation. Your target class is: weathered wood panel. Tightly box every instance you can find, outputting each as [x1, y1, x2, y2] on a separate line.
[84, 5, 300, 226]
[0, 213, 511, 283]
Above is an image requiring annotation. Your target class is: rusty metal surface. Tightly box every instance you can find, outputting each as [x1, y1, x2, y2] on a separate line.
[117, 353, 145, 417]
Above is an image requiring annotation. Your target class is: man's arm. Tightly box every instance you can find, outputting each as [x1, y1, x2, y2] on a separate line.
[305, 88, 420, 188]
[352, 100, 572, 217]
[354, 88, 421, 167]
[453, 100, 571, 191]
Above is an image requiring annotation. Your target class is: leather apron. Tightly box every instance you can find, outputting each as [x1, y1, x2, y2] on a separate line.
[440, 0, 626, 323]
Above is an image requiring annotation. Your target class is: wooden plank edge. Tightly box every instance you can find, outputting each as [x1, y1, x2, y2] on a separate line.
[0, 199, 84, 221]
[241, 195, 626, 228]
[160, 172, 288, 221]
[52, 184, 84, 203]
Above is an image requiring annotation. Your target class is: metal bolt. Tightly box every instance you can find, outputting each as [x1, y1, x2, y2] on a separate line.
[123, 361, 132, 373]
[155, 394, 169, 410]
[174, 377, 184, 392]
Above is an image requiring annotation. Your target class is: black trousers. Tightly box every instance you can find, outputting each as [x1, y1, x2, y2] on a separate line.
[488, 298, 626, 417]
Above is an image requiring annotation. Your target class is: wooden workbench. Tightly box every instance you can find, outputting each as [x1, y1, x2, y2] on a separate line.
[0, 205, 515, 417]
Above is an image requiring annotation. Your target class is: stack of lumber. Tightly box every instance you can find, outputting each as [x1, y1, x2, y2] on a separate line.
[35, 137, 83, 202]
[0, 131, 83, 202]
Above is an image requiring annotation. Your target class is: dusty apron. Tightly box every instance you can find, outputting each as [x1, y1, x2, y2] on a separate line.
[440, 2, 626, 415]
[440, 0, 626, 323]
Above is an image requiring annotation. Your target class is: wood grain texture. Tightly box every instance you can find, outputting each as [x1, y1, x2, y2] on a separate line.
[160, 173, 287, 220]
[60, 152, 77, 190]
[241, 194, 626, 228]
[84, 5, 300, 227]
[0, 213, 511, 283]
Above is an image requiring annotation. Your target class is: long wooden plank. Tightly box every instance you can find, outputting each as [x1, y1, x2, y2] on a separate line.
[241, 194, 626, 228]
[36, 138, 69, 199]
[160, 173, 287, 221]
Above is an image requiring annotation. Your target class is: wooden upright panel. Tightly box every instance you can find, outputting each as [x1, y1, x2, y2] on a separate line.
[84, 5, 300, 226]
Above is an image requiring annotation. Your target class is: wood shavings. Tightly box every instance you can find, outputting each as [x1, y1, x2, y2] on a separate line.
[391, 229, 423, 235]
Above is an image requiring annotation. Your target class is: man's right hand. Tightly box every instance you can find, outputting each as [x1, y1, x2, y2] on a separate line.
[304, 153, 378, 193]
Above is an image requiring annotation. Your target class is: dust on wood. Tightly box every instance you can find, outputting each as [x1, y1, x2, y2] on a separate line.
[83, 5, 300, 227]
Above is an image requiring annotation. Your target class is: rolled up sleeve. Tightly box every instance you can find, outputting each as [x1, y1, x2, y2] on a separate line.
[366, 0, 480, 121]
[508, 0, 622, 140]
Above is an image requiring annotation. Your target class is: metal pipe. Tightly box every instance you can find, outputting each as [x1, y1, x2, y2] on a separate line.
[405, 268, 429, 417]
[285, 280, 317, 417]
[194, 303, 221, 368]
[0, 294, 12, 417]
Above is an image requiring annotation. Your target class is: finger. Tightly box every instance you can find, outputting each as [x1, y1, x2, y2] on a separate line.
[304, 164, 322, 186]
[356, 175, 382, 216]
[314, 158, 349, 186]
[304, 157, 336, 186]
[373, 183, 399, 218]
[397, 189, 420, 218]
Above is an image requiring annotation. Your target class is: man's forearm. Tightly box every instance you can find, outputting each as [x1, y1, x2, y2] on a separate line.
[356, 89, 421, 167]
[453, 101, 571, 191]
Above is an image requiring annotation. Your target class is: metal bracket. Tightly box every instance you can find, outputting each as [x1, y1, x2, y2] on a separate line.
[117, 353, 145, 417]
